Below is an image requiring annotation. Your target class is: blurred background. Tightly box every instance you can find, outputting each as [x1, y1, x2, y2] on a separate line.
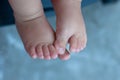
[0, 0, 120, 80]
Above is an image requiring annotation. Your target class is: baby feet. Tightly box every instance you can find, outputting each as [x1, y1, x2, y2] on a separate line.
[9, 0, 87, 61]
[52, 0, 87, 54]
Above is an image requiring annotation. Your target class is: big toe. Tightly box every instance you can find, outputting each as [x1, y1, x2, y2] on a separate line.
[58, 50, 70, 61]
[54, 37, 69, 55]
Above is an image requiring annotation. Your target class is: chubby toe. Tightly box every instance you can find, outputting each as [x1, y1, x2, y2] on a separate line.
[42, 45, 51, 60]
[58, 50, 70, 60]
[48, 44, 58, 59]
[54, 40, 65, 55]
[54, 35, 69, 55]
[77, 36, 87, 52]
[36, 44, 44, 59]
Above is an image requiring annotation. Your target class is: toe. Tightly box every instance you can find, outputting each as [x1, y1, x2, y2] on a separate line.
[36, 44, 44, 59]
[58, 50, 70, 60]
[77, 37, 87, 52]
[25, 44, 37, 59]
[69, 35, 78, 53]
[48, 44, 58, 59]
[76, 38, 82, 52]
[81, 39, 87, 50]
[54, 37, 69, 55]
[42, 45, 51, 60]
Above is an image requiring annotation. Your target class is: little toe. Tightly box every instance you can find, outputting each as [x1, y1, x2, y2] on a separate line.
[69, 35, 78, 53]
[76, 39, 82, 52]
[77, 38, 87, 52]
[48, 45, 58, 59]
[42, 45, 51, 60]
[81, 39, 87, 50]
[58, 50, 70, 61]
[36, 44, 44, 59]
[25, 44, 37, 59]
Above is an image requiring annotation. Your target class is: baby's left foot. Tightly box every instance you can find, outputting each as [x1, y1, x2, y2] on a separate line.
[52, 0, 87, 55]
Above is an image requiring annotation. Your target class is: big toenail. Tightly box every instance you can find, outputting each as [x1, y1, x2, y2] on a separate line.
[32, 55, 37, 59]
[58, 48, 65, 54]
[53, 55, 58, 59]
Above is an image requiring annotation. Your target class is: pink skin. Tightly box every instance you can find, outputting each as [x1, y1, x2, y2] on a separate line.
[52, 0, 87, 55]
[9, 0, 70, 60]
[8, 0, 87, 60]
[15, 15, 70, 60]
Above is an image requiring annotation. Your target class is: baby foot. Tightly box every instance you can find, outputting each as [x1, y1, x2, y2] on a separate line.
[52, 0, 87, 54]
[15, 15, 59, 60]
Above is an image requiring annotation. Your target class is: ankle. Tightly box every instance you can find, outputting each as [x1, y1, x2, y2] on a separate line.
[14, 10, 44, 22]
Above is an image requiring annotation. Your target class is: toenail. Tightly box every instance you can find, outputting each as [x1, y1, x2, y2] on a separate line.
[71, 49, 76, 52]
[53, 55, 58, 59]
[32, 55, 37, 59]
[81, 47, 84, 50]
[57, 48, 65, 54]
